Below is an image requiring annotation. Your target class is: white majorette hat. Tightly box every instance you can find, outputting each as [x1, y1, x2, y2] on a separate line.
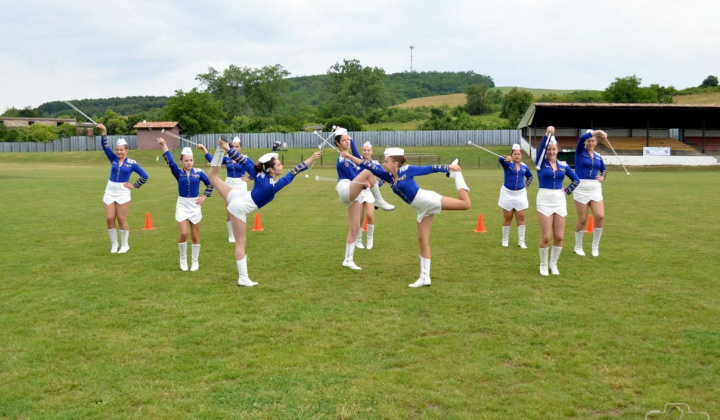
[232, 136, 241, 145]
[259, 152, 278, 172]
[548, 135, 558, 145]
[334, 127, 348, 136]
[116, 138, 128, 147]
[384, 147, 404, 157]
[181, 147, 193, 156]
[512, 143, 521, 150]
[362, 141, 372, 148]
[586, 129, 593, 134]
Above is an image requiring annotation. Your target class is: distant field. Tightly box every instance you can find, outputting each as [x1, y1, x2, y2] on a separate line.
[393, 87, 720, 109]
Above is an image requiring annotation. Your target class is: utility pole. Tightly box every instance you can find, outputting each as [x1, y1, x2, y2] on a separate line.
[410, 46, 414, 72]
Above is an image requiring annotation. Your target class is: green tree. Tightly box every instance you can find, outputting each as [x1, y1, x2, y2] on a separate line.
[2, 106, 42, 118]
[465, 85, 493, 115]
[98, 109, 128, 135]
[163, 89, 226, 135]
[500, 88, 534, 127]
[602, 75, 656, 103]
[324, 116, 364, 132]
[196, 64, 291, 120]
[57, 122, 78, 138]
[326, 59, 388, 119]
[18, 124, 58, 142]
[700, 75, 718, 88]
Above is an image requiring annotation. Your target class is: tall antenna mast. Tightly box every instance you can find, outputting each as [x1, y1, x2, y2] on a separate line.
[410, 46, 414, 72]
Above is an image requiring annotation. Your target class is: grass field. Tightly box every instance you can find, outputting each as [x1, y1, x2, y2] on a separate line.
[1, 147, 719, 418]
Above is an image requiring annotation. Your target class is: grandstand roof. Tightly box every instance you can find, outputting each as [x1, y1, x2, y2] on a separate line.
[518, 103, 720, 130]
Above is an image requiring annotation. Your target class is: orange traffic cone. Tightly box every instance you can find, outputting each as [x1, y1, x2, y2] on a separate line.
[142, 212, 156, 230]
[252, 213, 264, 232]
[363, 217, 368, 232]
[586, 214, 594, 232]
[473, 214, 486, 233]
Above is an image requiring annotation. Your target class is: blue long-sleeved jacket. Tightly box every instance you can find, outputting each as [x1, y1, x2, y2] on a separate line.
[498, 156, 533, 190]
[162, 151, 213, 198]
[535, 135, 580, 195]
[360, 160, 451, 204]
[336, 139, 362, 181]
[204, 152, 250, 179]
[575, 132, 608, 180]
[102, 135, 148, 188]
[227, 147, 307, 209]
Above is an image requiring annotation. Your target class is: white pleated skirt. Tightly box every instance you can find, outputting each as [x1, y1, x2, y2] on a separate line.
[573, 179, 603, 204]
[226, 189, 258, 223]
[410, 188, 443, 223]
[176, 197, 203, 224]
[536, 188, 567, 217]
[103, 181, 131, 205]
[498, 185, 529, 211]
[226, 176, 248, 193]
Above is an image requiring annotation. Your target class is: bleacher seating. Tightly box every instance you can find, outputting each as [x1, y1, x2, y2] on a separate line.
[597, 137, 698, 153]
[683, 137, 720, 153]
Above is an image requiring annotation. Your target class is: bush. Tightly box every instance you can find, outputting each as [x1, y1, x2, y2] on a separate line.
[324, 116, 364, 132]
[18, 124, 58, 142]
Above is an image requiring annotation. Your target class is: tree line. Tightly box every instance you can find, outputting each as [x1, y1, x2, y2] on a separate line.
[2, 61, 717, 142]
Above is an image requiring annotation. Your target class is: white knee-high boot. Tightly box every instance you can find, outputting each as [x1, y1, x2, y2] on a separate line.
[178, 242, 188, 271]
[108, 228, 119, 253]
[539, 247, 549, 276]
[191, 244, 200, 271]
[366, 224, 375, 249]
[409, 256, 431, 288]
[550, 246, 562, 275]
[592, 228, 603, 257]
[574, 231, 586, 256]
[371, 184, 395, 211]
[355, 229, 364, 249]
[227, 221, 235, 243]
[118, 230, 130, 253]
[236, 256, 257, 287]
[518, 225, 527, 249]
[501, 225, 510, 247]
[342, 242, 361, 270]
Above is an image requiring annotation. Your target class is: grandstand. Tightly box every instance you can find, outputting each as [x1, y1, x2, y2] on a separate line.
[518, 103, 720, 165]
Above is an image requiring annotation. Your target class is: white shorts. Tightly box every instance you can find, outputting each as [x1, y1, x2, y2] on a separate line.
[176, 197, 203, 224]
[410, 188, 443, 223]
[498, 185, 529, 211]
[357, 188, 375, 204]
[573, 179, 603, 204]
[103, 181, 131, 205]
[335, 179, 360, 208]
[226, 189, 258, 223]
[226, 176, 248, 193]
[536, 188, 567, 218]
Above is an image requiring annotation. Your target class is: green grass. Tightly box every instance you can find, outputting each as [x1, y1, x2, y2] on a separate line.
[1, 149, 719, 418]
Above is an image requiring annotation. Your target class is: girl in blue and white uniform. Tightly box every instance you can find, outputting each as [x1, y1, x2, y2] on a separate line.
[333, 127, 394, 271]
[199, 136, 250, 243]
[208, 139, 322, 287]
[157, 138, 213, 272]
[353, 141, 384, 250]
[341, 148, 471, 288]
[498, 143, 533, 249]
[534, 126, 580, 276]
[573, 129, 608, 257]
[99, 123, 149, 254]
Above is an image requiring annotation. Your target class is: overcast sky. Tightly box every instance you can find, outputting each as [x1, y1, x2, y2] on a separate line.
[2, 0, 718, 112]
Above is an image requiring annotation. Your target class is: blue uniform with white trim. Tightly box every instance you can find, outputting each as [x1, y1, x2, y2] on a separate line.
[575, 132, 608, 180]
[359, 160, 451, 204]
[535, 135, 580, 194]
[162, 151, 213, 198]
[227, 147, 308, 209]
[204, 153, 251, 179]
[499, 156, 533, 190]
[102, 135, 148, 188]
[336, 139, 362, 181]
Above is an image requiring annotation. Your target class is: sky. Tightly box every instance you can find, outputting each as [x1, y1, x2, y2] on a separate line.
[2, 0, 719, 112]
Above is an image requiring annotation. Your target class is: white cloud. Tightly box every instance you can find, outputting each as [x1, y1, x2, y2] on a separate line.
[2, 0, 720, 111]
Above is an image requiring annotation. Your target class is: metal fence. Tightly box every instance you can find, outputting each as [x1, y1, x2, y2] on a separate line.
[1, 130, 521, 153]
